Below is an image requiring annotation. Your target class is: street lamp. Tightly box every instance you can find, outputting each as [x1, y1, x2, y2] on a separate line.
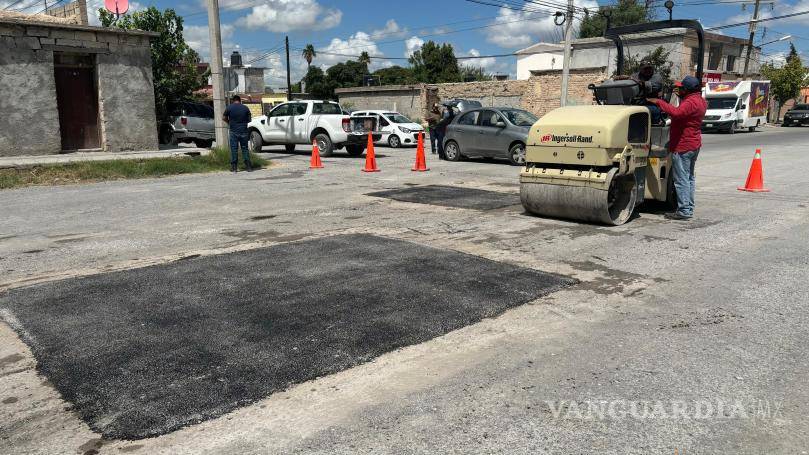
[759, 35, 792, 46]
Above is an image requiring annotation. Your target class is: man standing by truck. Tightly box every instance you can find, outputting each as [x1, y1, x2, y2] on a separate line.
[223, 95, 253, 173]
[647, 75, 707, 221]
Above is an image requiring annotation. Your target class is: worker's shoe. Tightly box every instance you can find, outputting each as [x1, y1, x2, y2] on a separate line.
[230, 163, 238, 173]
[245, 160, 254, 172]
[664, 212, 691, 221]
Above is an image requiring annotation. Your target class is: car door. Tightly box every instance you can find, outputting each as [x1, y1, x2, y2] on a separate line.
[377, 114, 393, 142]
[194, 103, 215, 138]
[289, 102, 309, 143]
[450, 110, 480, 156]
[266, 103, 292, 143]
[478, 110, 508, 157]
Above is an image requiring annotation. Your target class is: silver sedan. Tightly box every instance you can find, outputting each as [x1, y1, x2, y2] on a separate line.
[442, 108, 538, 165]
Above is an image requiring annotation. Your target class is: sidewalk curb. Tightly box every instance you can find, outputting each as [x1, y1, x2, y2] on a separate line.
[0, 149, 210, 170]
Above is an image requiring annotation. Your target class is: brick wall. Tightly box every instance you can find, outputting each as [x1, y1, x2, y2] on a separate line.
[45, 0, 88, 25]
[335, 68, 608, 126]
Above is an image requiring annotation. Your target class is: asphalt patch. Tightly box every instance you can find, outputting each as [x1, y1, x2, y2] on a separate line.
[368, 185, 521, 211]
[0, 234, 573, 440]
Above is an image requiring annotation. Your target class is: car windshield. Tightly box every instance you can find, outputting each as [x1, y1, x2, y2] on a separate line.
[501, 109, 538, 127]
[312, 102, 342, 115]
[383, 113, 412, 123]
[707, 97, 738, 110]
[792, 104, 809, 111]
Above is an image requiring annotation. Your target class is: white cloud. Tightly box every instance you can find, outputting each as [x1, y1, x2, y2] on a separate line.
[720, 0, 809, 27]
[234, 0, 342, 32]
[317, 31, 390, 70]
[404, 36, 424, 57]
[373, 19, 407, 38]
[184, 23, 235, 62]
[464, 48, 497, 70]
[486, 1, 598, 48]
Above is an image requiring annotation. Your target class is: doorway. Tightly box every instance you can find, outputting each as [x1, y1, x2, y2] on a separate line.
[54, 53, 100, 151]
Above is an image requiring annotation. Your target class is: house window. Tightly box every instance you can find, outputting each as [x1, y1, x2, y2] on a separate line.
[726, 55, 737, 72]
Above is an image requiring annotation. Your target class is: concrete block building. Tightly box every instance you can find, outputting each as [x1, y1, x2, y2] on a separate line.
[0, 17, 159, 157]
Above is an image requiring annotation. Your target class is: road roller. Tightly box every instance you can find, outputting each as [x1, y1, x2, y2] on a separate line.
[520, 20, 705, 225]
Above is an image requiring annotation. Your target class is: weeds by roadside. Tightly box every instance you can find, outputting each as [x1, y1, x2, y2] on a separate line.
[0, 147, 268, 190]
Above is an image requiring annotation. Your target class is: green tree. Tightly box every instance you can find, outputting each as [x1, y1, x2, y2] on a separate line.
[301, 44, 317, 69]
[301, 66, 334, 99]
[762, 48, 809, 122]
[409, 41, 461, 83]
[99, 7, 206, 120]
[579, 0, 651, 39]
[622, 46, 674, 85]
[460, 65, 488, 82]
[358, 51, 372, 68]
[326, 60, 368, 88]
[372, 66, 416, 85]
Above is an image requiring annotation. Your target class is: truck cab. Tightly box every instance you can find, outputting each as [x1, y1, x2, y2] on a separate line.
[247, 100, 381, 157]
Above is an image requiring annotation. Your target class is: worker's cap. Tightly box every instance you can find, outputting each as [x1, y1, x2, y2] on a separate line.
[675, 75, 701, 91]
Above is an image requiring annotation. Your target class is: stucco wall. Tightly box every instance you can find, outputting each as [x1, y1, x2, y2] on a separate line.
[0, 20, 157, 156]
[0, 32, 62, 156]
[97, 36, 158, 153]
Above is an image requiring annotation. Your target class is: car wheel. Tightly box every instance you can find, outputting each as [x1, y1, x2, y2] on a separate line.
[727, 123, 736, 134]
[345, 144, 365, 156]
[315, 133, 334, 157]
[249, 130, 265, 153]
[444, 140, 461, 162]
[285, 144, 296, 153]
[388, 134, 401, 148]
[508, 142, 526, 166]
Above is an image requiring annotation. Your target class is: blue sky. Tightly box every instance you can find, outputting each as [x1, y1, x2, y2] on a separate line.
[5, 0, 807, 87]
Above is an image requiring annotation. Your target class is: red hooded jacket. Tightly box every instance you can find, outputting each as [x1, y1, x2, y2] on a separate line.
[653, 92, 707, 153]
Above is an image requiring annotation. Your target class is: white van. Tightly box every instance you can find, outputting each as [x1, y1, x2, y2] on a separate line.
[350, 110, 424, 148]
[702, 80, 770, 133]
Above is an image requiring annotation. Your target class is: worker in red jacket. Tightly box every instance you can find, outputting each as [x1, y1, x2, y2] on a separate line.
[647, 75, 707, 220]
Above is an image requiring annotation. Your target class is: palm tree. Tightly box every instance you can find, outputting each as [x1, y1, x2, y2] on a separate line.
[301, 44, 316, 69]
[358, 51, 371, 67]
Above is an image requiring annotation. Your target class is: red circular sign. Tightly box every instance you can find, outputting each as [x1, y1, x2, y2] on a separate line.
[104, 0, 129, 14]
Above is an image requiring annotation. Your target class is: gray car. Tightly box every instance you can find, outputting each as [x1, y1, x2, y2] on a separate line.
[442, 107, 538, 165]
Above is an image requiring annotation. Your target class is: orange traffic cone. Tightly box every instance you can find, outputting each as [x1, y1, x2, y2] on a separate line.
[310, 139, 324, 169]
[362, 133, 380, 172]
[412, 132, 429, 172]
[738, 148, 769, 192]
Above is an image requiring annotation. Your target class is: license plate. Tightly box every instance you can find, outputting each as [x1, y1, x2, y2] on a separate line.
[705, 123, 713, 127]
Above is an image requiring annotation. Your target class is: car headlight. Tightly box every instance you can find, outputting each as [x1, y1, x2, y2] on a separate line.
[722, 113, 731, 119]
[399, 126, 411, 134]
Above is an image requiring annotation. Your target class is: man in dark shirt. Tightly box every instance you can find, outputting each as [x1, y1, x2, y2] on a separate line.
[223, 95, 253, 172]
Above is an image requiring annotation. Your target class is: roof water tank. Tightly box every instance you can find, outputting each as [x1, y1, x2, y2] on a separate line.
[230, 51, 243, 67]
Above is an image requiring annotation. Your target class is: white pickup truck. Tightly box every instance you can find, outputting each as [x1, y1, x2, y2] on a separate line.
[247, 100, 381, 156]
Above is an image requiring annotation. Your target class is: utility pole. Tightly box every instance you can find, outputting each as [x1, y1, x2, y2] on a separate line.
[285, 36, 292, 101]
[742, 0, 761, 78]
[206, 0, 227, 148]
[560, 0, 575, 107]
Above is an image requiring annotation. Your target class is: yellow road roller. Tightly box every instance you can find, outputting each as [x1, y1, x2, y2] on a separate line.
[520, 20, 705, 225]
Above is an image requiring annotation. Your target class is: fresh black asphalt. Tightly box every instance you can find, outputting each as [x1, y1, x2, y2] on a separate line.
[368, 185, 521, 210]
[0, 234, 574, 440]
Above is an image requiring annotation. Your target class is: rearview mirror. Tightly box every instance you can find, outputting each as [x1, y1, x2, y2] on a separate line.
[739, 104, 746, 110]
[495, 121, 506, 128]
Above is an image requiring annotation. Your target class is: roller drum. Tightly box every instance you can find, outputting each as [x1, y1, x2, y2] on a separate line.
[520, 168, 637, 226]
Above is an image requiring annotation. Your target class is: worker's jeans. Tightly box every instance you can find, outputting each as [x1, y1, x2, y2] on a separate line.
[428, 128, 437, 154]
[434, 130, 446, 160]
[229, 131, 250, 165]
[671, 149, 700, 217]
